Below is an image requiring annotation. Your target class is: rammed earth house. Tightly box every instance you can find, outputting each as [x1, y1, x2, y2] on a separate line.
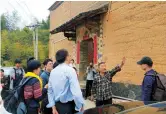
[49, 1, 166, 84]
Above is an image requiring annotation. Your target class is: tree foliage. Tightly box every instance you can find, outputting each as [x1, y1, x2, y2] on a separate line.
[1, 14, 7, 30]
[1, 11, 50, 67]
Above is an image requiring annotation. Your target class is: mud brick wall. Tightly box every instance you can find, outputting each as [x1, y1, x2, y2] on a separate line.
[102, 2, 166, 84]
[49, 36, 75, 61]
[49, 1, 109, 60]
[49, 2, 166, 84]
[49, 1, 109, 31]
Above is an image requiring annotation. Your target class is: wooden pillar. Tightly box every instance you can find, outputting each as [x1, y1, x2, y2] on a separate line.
[76, 41, 80, 64]
[93, 35, 97, 64]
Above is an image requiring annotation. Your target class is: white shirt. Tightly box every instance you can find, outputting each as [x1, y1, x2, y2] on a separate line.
[86, 67, 96, 80]
[47, 63, 84, 111]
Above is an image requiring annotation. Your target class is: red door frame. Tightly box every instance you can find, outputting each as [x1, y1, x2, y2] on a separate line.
[76, 35, 98, 64]
[93, 35, 97, 64]
[87, 39, 94, 63]
[76, 41, 80, 64]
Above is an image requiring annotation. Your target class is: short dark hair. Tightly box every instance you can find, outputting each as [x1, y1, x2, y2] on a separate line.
[53, 62, 59, 68]
[73, 67, 77, 71]
[98, 62, 106, 67]
[27, 56, 35, 65]
[27, 60, 41, 72]
[15, 58, 22, 64]
[43, 59, 53, 65]
[56, 49, 69, 64]
[0, 69, 4, 72]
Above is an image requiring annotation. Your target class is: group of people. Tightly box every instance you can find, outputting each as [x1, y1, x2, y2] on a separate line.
[0, 49, 82, 114]
[0, 48, 164, 114]
[84, 56, 163, 107]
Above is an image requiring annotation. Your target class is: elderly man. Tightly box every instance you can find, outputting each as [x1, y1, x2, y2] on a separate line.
[91, 57, 125, 107]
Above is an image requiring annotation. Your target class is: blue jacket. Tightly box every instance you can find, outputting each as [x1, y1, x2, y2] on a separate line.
[142, 69, 156, 105]
[40, 71, 50, 87]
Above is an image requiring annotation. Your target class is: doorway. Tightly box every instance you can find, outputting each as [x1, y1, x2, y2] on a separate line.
[79, 38, 94, 79]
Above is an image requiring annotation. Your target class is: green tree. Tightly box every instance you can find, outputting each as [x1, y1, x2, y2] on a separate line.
[1, 14, 7, 30]
[1, 13, 50, 67]
[39, 16, 50, 30]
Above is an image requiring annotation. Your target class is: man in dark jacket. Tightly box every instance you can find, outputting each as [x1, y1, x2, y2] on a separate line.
[40, 59, 53, 114]
[137, 56, 156, 105]
[0, 69, 10, 100]
[0, 69, 10, 89]
[40, 59, 53, 87]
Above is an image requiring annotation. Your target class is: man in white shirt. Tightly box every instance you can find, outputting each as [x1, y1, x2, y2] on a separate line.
[47, 49, 84, 114]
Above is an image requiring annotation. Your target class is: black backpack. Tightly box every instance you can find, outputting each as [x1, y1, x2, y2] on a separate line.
[152, 72, 166, 101]
[4, 77, 33, 114]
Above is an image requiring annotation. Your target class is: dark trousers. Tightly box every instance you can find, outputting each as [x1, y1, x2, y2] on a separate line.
[55, 101, 78, 114]
[96, 98, 112, 107]
[41, 97, 52, 114]
[85, 80, 93, 98]
[41, 107, 52, 114]
[27, 107, 38, 114]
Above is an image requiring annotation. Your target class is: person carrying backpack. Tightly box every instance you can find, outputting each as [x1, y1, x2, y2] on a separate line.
[137, 56, 166, 105]
[12, 58, 25, 89]
[40, 59, 53, 114]
[4, 60, 48, 114]
[24, 60, 48, 114]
